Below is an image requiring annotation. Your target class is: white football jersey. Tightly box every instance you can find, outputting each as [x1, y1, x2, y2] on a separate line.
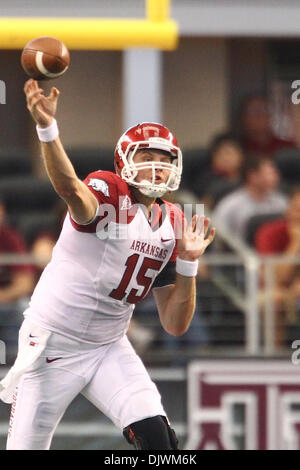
[24, 171, 182, 344]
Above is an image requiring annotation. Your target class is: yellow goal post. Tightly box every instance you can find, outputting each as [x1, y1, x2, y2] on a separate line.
[0, 0, 178, 50]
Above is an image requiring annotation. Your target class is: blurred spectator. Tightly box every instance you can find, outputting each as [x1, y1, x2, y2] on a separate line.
[213, 157, 288, 240]
[31, 200, 67, 282]
[210, 133, 244, 181]
[0, 198, 34, 304]
[200, 133, 244, 208]
[255, 187, 300, 328]
[31, 234, 56, 280]
[239, 95, 296, 158]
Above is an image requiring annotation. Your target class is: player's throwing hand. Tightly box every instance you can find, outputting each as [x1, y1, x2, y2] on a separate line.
[177, 215, 216, 261]
[24, 78, 60, 128]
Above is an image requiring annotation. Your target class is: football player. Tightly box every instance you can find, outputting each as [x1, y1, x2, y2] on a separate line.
[0, 79, 215, 450]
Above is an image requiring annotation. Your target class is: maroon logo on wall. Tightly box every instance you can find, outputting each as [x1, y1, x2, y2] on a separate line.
[185, 361, 300, 450]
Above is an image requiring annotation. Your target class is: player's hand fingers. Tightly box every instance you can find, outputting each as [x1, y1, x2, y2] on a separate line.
[191, 214, 198, 232]
[48, 87, 60, 101]
[24, 78, 34, 94]
[186, 214, 199, 235]
[193, 215, 206, 238]
[24, 80, 30, 94]
[183, 217, 194, 241]
[24, 78, 38, 94]
[203, 217, 211, 238]
[195, 216, 210, 238]
[28, 94, 46, 112]
[205, 227, 216, 247]
[31, 79, 39, 91]
[26, 89, 44, 107]
[26, 88, 44, 101]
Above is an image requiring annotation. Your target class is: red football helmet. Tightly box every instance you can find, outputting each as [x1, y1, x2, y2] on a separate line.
[114, 122, 182, 198]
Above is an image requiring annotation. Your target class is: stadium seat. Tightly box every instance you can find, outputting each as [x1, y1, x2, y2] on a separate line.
[245, 212, 284, 247]
[0, 176, 57, 212]
[8, 211, 59, 246]
[0, 148, 32, 177]
[209, 179, 241, 207]
[273, 148, 300, 185]
[66, 147, 114, 180]
[180, 148, 210, 193]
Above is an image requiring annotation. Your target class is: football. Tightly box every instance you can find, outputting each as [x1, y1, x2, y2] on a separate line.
[21, 36, 70, 80]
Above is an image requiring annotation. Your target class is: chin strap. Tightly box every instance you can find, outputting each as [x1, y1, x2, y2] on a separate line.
[138, 185, 167, 198]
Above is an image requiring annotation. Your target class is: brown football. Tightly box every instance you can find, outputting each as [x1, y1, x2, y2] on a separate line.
[21, 37, 70, 80]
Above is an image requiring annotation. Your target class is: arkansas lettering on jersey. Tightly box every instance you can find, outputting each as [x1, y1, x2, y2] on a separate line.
[25, 171, 183, 344]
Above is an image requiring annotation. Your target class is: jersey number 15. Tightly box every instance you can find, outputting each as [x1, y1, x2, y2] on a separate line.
[109, 254, 162, 304]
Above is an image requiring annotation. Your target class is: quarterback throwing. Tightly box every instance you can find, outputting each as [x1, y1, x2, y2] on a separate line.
[0, 79, 215, 450]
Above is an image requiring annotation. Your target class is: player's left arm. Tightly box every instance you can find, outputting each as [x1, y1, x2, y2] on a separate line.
[153, 216, 215, 336]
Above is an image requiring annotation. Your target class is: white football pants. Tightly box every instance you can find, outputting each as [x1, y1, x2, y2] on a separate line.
[6, 319, 166, 450]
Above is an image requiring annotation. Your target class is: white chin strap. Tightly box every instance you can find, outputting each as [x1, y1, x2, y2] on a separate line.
[138, 180, 167, 198]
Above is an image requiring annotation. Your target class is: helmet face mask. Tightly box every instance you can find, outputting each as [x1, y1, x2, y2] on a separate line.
[115, 123, 182, 198]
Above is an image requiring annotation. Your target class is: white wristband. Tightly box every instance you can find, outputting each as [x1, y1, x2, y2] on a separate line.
[176, 257, 199, 277]
[36, 119, 59, 142]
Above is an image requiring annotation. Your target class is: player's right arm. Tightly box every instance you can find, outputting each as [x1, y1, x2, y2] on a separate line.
[24, 79, 98, 225]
